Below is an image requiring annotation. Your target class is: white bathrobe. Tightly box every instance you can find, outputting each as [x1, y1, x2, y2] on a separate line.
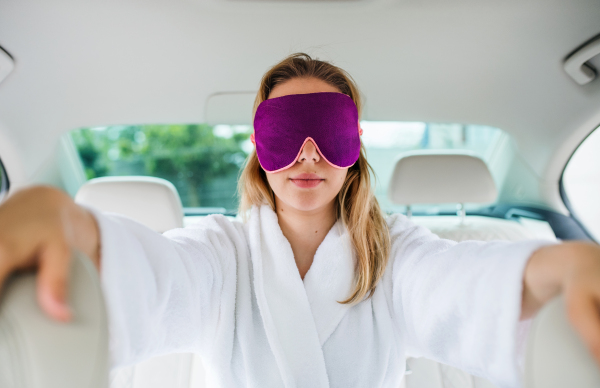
[89, 204, 556, 388]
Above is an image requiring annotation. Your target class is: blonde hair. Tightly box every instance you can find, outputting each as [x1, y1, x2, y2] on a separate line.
[237, 53, 390, 304]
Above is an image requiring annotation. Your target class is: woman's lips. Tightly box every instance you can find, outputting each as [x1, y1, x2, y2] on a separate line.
[290, 173, 324, 188]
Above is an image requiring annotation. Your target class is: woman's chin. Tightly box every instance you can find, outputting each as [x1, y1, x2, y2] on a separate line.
[285, 193, 335, 213]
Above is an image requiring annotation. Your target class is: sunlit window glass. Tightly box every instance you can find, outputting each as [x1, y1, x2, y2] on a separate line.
[361, 122, 501, 212]
[71, 124, 252, 211]
[563, 125, 600, 241]
[71, 123, 502, 213]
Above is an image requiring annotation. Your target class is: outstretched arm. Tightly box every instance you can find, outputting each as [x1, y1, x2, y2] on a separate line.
[0, 185, 241, 368]
[388, 213, 557, 388]
[521, 241, 600, 365]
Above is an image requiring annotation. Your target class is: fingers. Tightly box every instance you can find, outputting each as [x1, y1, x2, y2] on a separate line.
[0, 186, 80, 322]
[0, 244, 11, 296]
[36, 241, 73, 322]
[567, 289, 600, 366]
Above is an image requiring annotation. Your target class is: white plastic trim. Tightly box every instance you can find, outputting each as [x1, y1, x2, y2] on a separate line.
[205, 92, 256, 125]
[564, 36, 600, 85]
[0, 47, 14, 85]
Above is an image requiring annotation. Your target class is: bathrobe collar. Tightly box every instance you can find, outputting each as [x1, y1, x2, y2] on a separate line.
[248, 204, 356, 388]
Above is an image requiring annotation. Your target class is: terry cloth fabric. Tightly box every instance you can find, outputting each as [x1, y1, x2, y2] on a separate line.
[87, 204, 557, 388]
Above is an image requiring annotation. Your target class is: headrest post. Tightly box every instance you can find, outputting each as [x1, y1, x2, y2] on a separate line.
[457, 203, 466, 224]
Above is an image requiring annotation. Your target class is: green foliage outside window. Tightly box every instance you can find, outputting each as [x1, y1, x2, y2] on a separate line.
[71, 121, 501, 213]
[71, 124, 252, 210]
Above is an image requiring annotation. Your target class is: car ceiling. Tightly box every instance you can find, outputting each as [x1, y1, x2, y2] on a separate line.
[0, 0, 599, 197]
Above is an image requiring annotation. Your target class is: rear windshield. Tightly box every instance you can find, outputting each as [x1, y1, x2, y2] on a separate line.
[70, 123, 503, 214]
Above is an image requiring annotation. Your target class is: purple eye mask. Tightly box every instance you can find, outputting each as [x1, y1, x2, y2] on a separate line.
[251, 92, 362, 173]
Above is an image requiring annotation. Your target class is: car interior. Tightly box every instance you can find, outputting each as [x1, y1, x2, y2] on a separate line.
[0, 0, 600, 387]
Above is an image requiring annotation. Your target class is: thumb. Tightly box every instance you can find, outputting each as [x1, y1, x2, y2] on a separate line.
[36, 242, 73, 322]
[0, 245, 11, 299]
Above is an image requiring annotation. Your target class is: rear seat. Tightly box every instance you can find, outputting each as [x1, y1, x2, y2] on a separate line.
[388, 151, 557, 388]
[75, 156, 558, 388]
[75, 176, 207, 388]
[75, 176, 184, 233]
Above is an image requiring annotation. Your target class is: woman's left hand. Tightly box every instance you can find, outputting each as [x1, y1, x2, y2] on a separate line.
[523, 241, 600, 367]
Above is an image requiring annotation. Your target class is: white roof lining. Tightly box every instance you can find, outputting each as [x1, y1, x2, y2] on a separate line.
[0, 0, 598, 213]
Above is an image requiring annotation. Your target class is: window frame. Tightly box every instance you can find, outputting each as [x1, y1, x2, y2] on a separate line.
[559, 125, 599, 242]
[0, 157, 10, 202]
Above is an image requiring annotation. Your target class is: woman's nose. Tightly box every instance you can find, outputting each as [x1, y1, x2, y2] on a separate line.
[298, 140, 320, 164]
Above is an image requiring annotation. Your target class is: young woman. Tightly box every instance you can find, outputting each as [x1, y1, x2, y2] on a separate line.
[0, 53, 599, 388]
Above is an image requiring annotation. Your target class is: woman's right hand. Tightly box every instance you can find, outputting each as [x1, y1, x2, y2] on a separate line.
[0, 185, 100, 322]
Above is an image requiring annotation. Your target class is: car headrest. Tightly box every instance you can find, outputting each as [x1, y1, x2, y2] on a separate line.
[75, 176, 184, 233]
[387, 151, 497, 205]
[0, 251, 109, 388]
[525, 295, 600, 387]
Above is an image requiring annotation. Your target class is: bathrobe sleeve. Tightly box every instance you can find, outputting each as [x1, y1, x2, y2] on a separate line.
[85, 206, 242, 369]
[388, 214, 558, 388]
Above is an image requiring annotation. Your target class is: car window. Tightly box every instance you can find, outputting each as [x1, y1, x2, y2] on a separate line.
[0, 158, 8, 203]
[360, 122, 502, 213]
[70, 123, 503, 214]
[71, 124, 252, 212]
[562, 124, 600, 241]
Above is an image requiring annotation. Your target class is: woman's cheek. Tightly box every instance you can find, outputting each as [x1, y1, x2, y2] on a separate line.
[334, 169, 349, 190]
[265, 172, 286, 196]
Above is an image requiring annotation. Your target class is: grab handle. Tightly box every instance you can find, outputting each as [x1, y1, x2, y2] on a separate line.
[564, 35, 600, 85]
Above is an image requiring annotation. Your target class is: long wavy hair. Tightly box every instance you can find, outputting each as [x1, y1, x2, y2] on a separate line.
[237, 53, 390, 304]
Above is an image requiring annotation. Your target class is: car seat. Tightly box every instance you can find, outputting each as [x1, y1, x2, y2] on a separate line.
[75, 176, 206, 388]
[75, 176, 184, 233]
[0, 251, 109, 388]
[388, 151, 557, 388]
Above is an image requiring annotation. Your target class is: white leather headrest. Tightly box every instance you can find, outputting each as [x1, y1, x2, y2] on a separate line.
[387, 151, 497, 205]
[0, 252, 109, 388]
[525, 295, 600, 387]
[75, 176, 184, 233]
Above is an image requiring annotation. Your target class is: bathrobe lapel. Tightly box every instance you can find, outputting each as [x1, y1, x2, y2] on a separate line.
[248, 205, 331, 387]
[302, 217, 355, 346]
